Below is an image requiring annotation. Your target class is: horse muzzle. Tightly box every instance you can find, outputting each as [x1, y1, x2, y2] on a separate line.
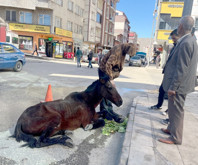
[116, 99, 123, 107]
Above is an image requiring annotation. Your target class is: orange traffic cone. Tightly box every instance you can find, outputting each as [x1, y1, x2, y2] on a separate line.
[45, 84, 53, 102]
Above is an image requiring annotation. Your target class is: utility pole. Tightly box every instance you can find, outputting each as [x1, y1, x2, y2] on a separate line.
[147, 0, 159, 67]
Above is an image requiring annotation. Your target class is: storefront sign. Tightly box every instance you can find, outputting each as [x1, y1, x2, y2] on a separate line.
[9, 23, 50, 33]
[160, 2, 184, 17]
[157, 30, 173, 44]
[55, 27, 72, 38]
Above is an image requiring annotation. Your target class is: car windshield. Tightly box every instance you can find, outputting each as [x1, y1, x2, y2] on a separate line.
[137, 55, 145, 58]
[131, 56, 140, 60]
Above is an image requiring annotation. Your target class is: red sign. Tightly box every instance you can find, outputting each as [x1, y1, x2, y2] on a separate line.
[0, 26, 6, 42]
[129, 33, 135, 37]
[63, 52, 74, 59]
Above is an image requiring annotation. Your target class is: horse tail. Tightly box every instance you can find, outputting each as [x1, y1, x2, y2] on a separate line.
[12, 122, 38, 147]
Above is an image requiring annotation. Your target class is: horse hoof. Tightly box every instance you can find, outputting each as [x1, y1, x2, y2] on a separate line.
[64, 139, 74, 148]
[84, 124, 93, 131]
[64, 140, 74, 148]
[65, 130, 73, 135]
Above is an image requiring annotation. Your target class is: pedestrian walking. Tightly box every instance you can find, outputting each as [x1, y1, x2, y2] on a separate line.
[98, 43, 136, 123]
[87, 50, 93, 68]
[32, 43, 39, 56]
[155, 54, 161, 69]
[75, 47, 83, 67]
[97, 49, 104, 65]
[159, 16, 198, 145]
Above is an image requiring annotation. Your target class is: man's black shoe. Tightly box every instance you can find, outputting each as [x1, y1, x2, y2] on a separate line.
[100, 109, 125, 123]
[149, 105, 162, 110]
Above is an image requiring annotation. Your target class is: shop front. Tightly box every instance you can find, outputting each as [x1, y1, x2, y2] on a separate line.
[9, 23, 73, 58]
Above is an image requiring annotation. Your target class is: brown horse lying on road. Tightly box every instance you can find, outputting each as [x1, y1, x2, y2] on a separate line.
[13, 79, 123, 148]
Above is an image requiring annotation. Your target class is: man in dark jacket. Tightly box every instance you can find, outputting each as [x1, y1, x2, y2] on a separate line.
[98, 43, 136, 123]
[87, 50, 93, 68]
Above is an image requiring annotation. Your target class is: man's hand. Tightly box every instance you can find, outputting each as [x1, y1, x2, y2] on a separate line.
[168, 90, 176, 97]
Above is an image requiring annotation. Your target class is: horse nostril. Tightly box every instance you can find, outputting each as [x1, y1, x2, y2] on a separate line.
[119, 99, 123, 106]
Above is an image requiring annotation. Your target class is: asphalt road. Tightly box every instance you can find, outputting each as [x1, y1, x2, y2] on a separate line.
[0, 58, 147, 165]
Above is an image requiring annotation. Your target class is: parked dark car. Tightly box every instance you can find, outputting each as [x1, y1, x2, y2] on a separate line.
[135, 52, 147, 65]
[129, 56, 142, 67]
[136, 54, 146, 65]
[0, 42, 26, 72]
[82, 53, 98, 64]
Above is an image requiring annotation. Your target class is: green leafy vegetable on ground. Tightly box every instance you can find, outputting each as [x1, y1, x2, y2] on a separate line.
[102, 118, 128, 135]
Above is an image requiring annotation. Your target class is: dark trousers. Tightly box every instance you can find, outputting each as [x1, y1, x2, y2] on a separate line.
[32, 50, 38, 56]
[100, 98, 113, 112]
[167, 93, 186, 144]
[88, 60, 92, 68]
[156, 84, 165, 108]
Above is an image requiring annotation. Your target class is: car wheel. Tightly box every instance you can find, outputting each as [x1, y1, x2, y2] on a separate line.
[129, 63, 132, 66]
[14, 61, 23, 72]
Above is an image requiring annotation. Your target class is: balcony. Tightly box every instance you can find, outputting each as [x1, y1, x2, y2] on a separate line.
[0, 0, 36, 10]
[36, 0, 53, 9]
[0, 0, 53, 10]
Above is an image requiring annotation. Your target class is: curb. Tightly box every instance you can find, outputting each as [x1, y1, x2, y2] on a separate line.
[25, 54, 74, 62]
[119, 97, 138, 165]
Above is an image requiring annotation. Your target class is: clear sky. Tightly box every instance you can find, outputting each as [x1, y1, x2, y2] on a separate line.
[116, 0, 156, 38]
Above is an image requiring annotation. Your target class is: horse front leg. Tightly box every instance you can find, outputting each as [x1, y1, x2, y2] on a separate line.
[92, 119, 105, 129]
[82, 112, 105, 130]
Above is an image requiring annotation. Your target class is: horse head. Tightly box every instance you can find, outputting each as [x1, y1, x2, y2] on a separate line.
[99, 79, 123, 107]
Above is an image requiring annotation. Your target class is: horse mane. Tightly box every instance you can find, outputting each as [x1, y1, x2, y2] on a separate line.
[85, 80, 100, 93]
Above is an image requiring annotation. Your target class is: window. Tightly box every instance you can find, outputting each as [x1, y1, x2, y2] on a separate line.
[2, 44, 17, 53]
[12, 37, 18, 44]
[39, 14, 51, 25]
[79, 8, 83, 17]
[96, 13, 102, 23]
[19, 36, 33, 50]
[92, 0, 96, 5]
[91, 11, 95, 21]
[68, 0, 73, 12]
[38, 38, 45, 53]
[6, 10, 16, 22]
[106, 7, 109, 18]
[195, 18, 198, 30]
[55, 16, 61, 28]
[0, 45, 3, 53]
[19, 12, 32, 24]
[78, 25, 82, 34]
[110, 1, 114, 8]
[75, 5, 79, 15]
[90, 27, 94, 37]
[54, 0, 63, 6]
[97, 0, 103, 10]
[67, 21, 73, 31]
[74, 24, 78, 33]
[6, 36, 10, 42]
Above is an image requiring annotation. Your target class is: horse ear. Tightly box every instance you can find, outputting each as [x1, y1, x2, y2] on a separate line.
[99, 78, 106, 84]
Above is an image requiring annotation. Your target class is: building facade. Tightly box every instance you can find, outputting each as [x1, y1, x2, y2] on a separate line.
[154, 0, 184, 65]
[0, 0, 85, 58]
[83, 0, 103, 53]
[83, 0, 119, 54]
[114, 10, 130, 44]
[0, 0, 120, 57]
[128, 31, 138, 44]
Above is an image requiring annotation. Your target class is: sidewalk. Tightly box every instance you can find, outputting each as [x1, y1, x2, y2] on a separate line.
[119, 68, 198, 165]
